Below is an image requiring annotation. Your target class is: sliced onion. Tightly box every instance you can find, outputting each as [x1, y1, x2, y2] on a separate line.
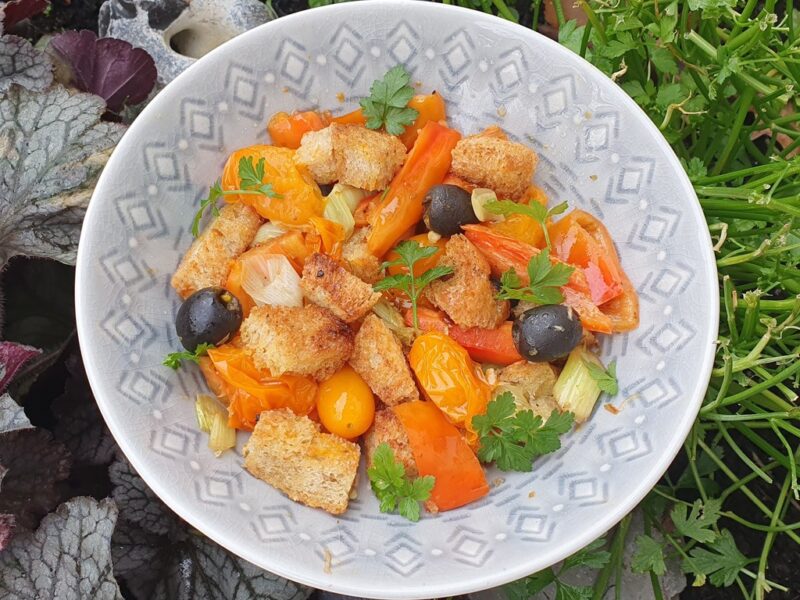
[328, 183, 367, 212]
[323, 193, 356, 240]
[241, 253, 303, 308]
[251, 222, 287, 247]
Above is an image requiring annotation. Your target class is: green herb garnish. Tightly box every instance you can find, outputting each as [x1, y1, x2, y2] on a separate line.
[367, 443, 435, 522]
[191, 156, 283, 237]
[583, 359, 619, 395]
[471, 391, 574, 472]
[485, 199, 568, 249]
[360, 65, 419, 136]
[372, 240, 453, 328]
[496, 248, 574, 305]
[163, 342, 214, 370]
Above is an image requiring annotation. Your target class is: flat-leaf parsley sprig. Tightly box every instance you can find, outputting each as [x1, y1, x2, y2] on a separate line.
[496, 248, 575, 305]
[360, 65, 419, 136]
[163, 342, 215, 370]
[191, 156, 283, 237]
[584, 359, 619, 395]
[373, 240, 453, 329]
[367, 443, 435, 522]
[471, 391, 574, 472]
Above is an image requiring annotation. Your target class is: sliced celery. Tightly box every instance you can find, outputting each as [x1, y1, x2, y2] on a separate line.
[209, 412, 236, 456]
[195, 393, 221, 433]
[553, 347, 603, 423]
[371, 299, 415, 346]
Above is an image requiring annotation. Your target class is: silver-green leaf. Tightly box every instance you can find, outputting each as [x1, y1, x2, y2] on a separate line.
[0, 35, 53, 93]
[0, 84, 125, 267]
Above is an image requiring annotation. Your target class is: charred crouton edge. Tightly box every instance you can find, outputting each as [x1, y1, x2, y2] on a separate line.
[301, 253, 380, 323]
[171, 203, 262, 299]
[425, 234, 510, 329]
[244, 409, 360, 515]
[294, 123, 406, 191]
[349, 314, 419, 406]
[239, 304, 353, 381]
[342, 227, 382, 284]
[363, 408, 418, 477]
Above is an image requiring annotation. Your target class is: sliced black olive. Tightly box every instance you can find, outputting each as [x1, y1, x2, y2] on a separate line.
[512, 305, 583, 362]
[423, 184, 479, 236]
[175, 287, 242, 351]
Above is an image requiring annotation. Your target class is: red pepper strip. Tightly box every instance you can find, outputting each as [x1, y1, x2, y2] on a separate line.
[410, 307, 523, 365]
[462, 225, 612, 334]
[393, 401, 490, 512]
[548, 212, 624, 305]
[367, 122, 461, 257]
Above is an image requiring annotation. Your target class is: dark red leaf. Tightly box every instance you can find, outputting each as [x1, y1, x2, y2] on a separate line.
[0, 341, 41, 393]
[48, 30, 157, 113]
[0, 0, 49, 31]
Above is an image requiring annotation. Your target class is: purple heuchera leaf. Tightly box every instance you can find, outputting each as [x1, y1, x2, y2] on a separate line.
[49, 30, 157, 113]
[0, 342, 41, 394]
[0, 0, 49, 32]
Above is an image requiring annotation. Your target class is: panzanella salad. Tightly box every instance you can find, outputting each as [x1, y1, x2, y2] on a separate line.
[164, 66, 640, 521]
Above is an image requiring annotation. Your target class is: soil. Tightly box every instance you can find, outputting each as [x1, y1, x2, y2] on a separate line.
[5, 1, 797, 599]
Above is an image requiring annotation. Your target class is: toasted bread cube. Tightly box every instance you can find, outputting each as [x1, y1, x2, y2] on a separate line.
[349, 314, 419, 406]
[243, 409, 360, 515]
[171, 203, 262, 298]
[342, 227, 382, 284]
[425, 235, 510, 329]
[498, 361, 559, 418]
[363, 408, 418, 477]
[301, 253, 380, 323]
[295, 123, 406, 191]
[450, 133, 538, 199]
[240, 304, 353, 381]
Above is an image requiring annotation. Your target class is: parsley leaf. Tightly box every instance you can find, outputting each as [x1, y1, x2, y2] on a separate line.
[360, 65, 419, 135]
[373, 240, 453, 328]
[496, 248, 575, 306]
[163, 343, 215, 370]
[682, 529, 748, 587]
[472, 392, 574, 472]
[367, 443, 434, 522]
[631, 534, 667, 576]
[562, 536, 611, 570]
[583, 359, 619, 395]
[190, 156, 282, 237]
[671, 498, 722, 543]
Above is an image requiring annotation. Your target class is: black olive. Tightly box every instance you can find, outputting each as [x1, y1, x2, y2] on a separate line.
[512, 305, 583, 362]
[423, 184, 479, 236]
[175, 287, 243, 351]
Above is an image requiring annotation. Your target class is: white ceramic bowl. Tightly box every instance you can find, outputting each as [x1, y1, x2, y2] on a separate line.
[76, 2, 718, 597]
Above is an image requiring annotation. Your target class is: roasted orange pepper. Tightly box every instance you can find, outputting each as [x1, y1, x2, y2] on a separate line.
[331, 108, 367, 126]
[221, 145, 324, 226]
[393, 401, 489, 512]
[224, 260, 256, 318]
[368, 122, 461, 257]
[398, 93, 447, 149]
[205, 345, 317, 430]
[267, 110, 329, 149]
[308, 216, 345, 258]
[408, 331, 490, 446]
[410, 307, 522, 365]
[489, 185, 549, 248]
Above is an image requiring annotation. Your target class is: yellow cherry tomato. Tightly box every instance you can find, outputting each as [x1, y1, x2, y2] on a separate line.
[316, 366, 375, 439]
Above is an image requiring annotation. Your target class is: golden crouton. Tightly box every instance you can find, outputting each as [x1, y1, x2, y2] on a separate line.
[498, 361, 559, 418]
[243, 409, 360, 515]
[301, 253, 380, 323]
[363, 408, 418, 477]
[171, 203, 262, 298]
[349, 314, 419, 406]
[425, 235, 510, 329]
[240, 304, 353, 381]
[295, 123, 406, 191]
[450, 133, 538, 199]
[342, 227, 382, 283]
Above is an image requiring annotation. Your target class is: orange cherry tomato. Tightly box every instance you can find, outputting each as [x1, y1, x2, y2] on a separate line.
[385, 233, 445, 277]
[221, 145, 324, 226]
[393, 401, 489, 511]
[407, 331, 490, 446]
[267, 110, 329, 149]
[316, 366, 375, 439]
[204, 345, 317, 430]
[488, 186, 549, 248]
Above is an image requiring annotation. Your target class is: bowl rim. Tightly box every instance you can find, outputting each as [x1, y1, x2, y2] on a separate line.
[76, 1, 719, 597]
